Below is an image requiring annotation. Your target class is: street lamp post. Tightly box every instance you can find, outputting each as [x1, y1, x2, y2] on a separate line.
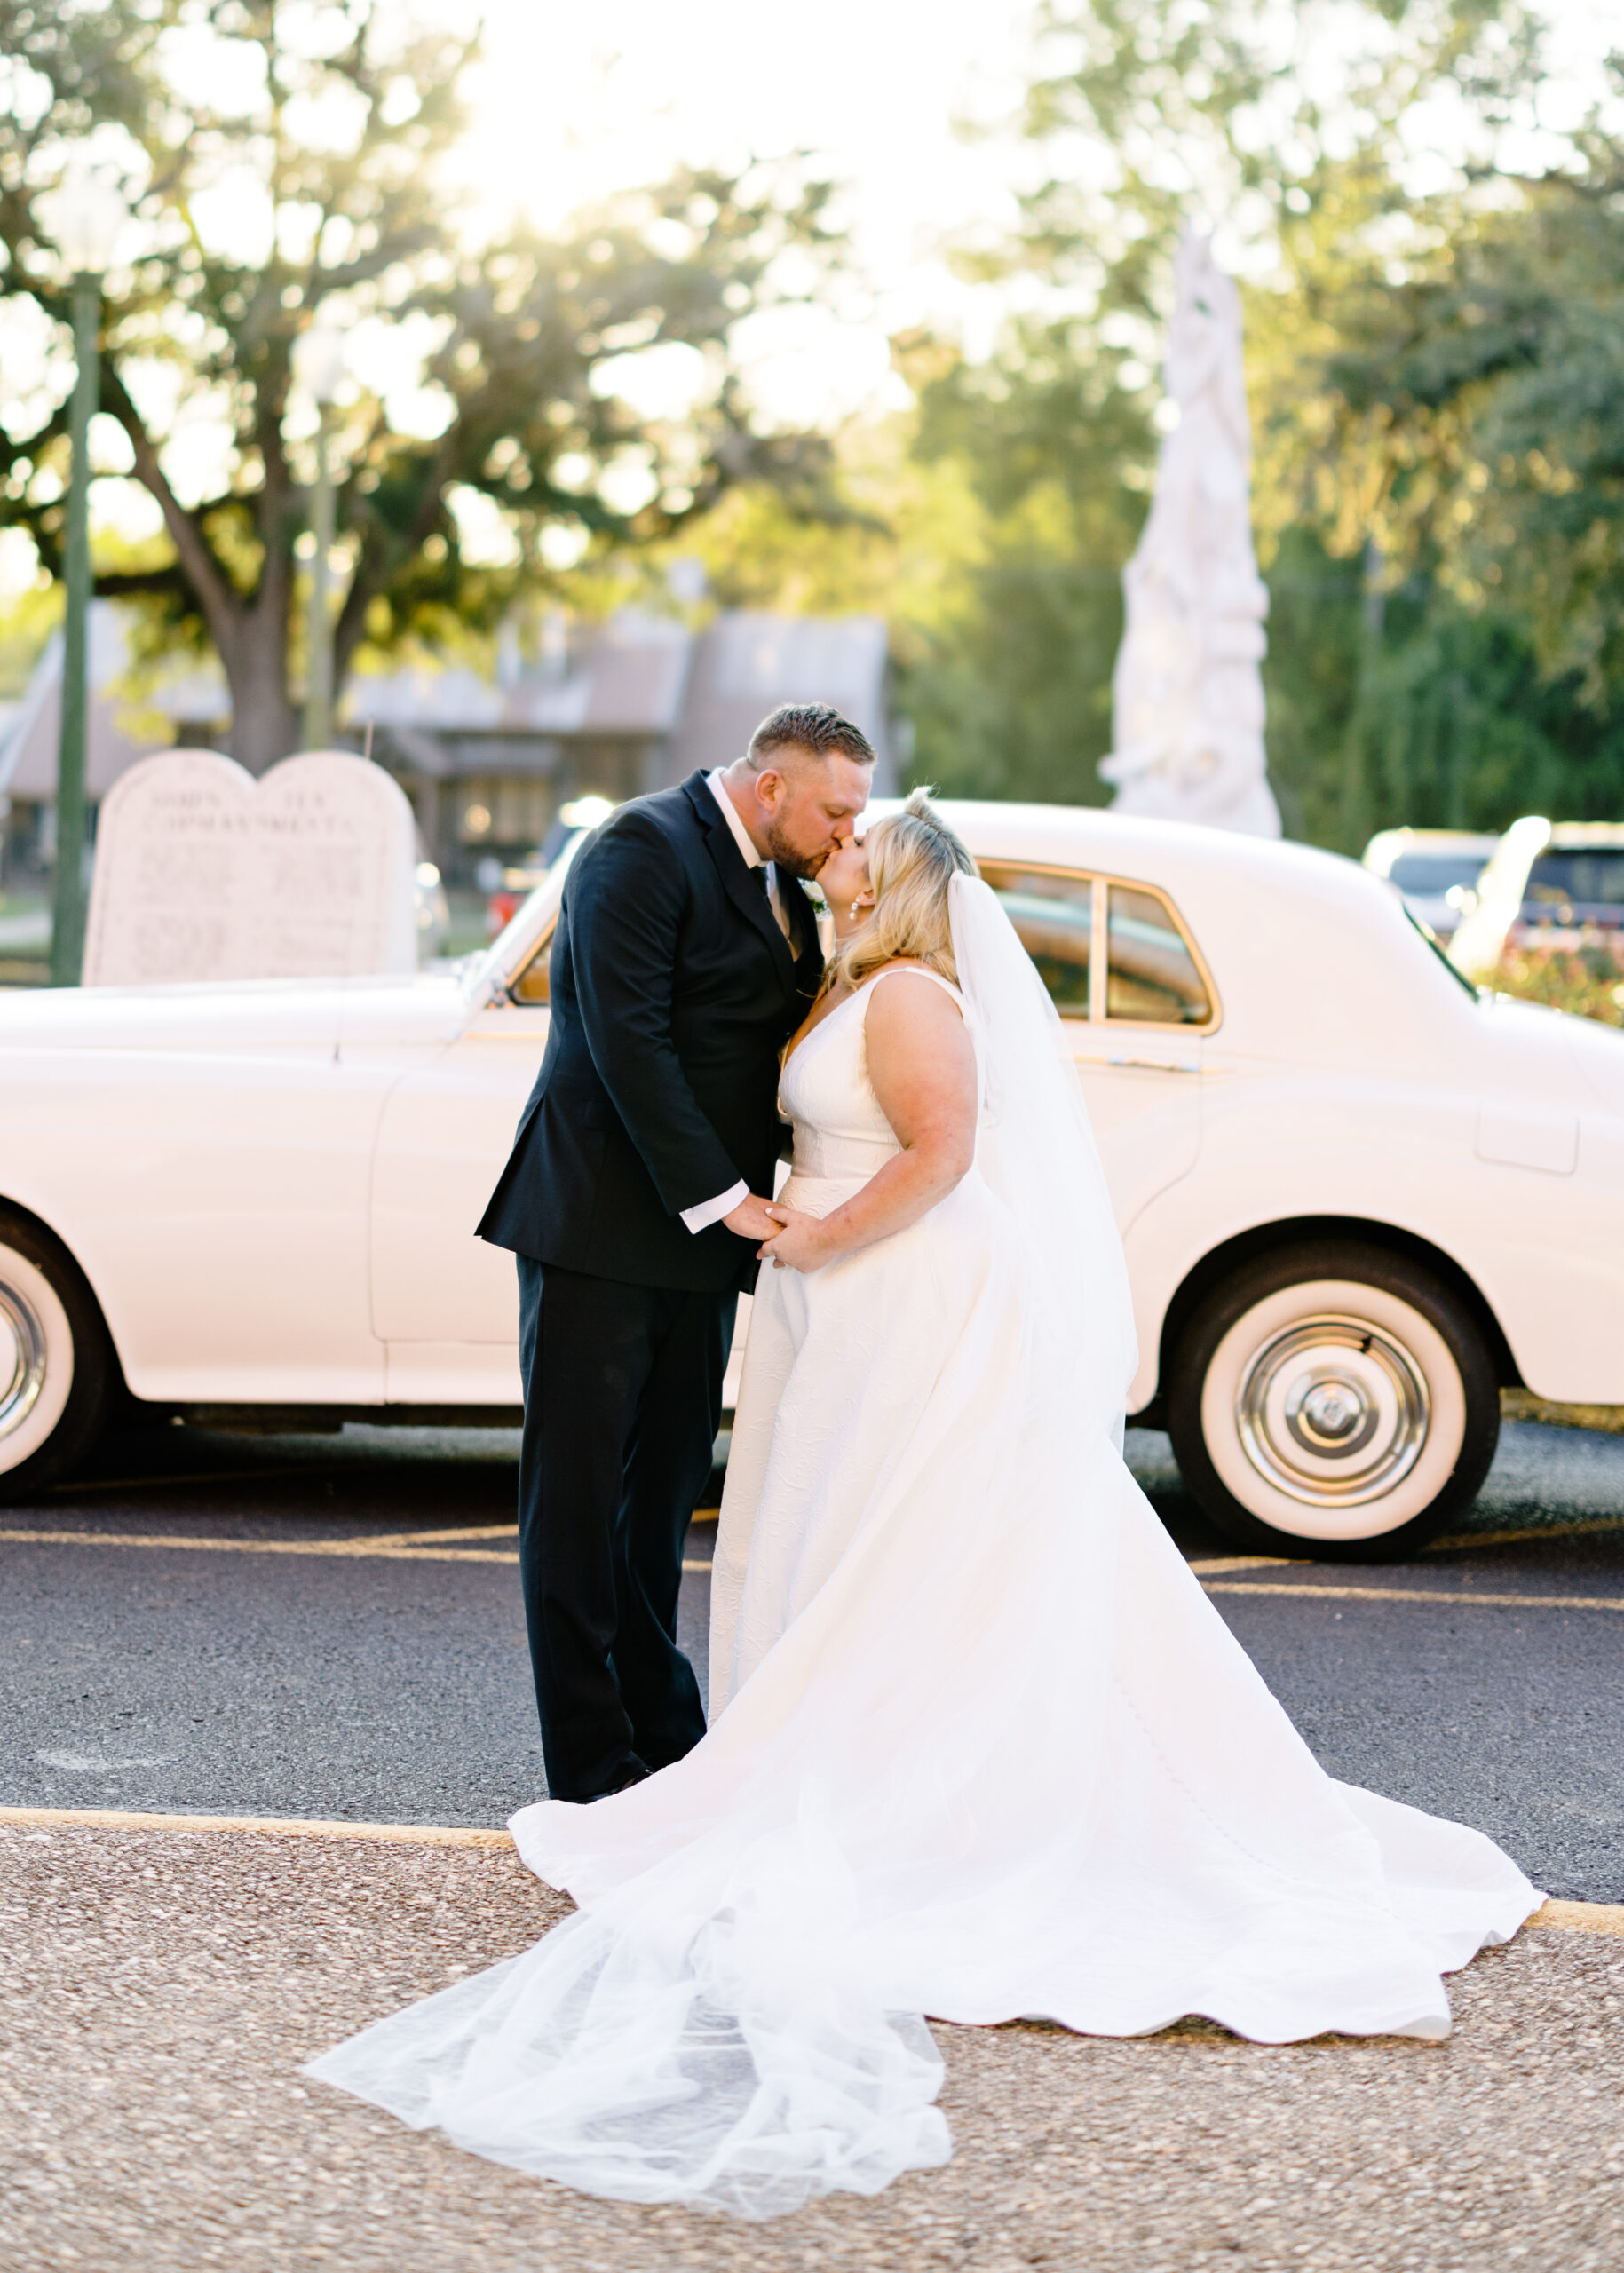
[48, 170, 126, 987]
[293, 325, 346, 751]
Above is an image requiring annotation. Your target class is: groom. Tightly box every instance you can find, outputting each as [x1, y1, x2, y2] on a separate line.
[478, 705, 876, 1800]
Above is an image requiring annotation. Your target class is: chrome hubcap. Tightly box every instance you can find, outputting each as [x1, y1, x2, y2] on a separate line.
[0, 1279, 47, 1441]
[1236, 1316, 1430, 1507]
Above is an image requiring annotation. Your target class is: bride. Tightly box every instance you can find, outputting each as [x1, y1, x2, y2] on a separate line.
[310, 792, 1538, 2219]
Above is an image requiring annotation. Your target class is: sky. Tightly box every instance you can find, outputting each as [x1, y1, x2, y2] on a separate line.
[449, 0, 1623, 419]
[2, 0, 1621, 596]
[448, 0, 1041, 426]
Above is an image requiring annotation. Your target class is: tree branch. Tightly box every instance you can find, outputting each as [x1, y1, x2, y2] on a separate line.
[100, 363, 243, 669]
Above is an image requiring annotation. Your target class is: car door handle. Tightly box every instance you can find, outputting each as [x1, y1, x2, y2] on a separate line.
[1073, 1049, 1201, 1073]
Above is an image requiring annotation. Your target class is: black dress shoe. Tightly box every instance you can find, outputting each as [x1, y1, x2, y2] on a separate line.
[589, 1756, 650, 1801]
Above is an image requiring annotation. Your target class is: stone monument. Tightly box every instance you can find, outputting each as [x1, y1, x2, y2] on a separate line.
[82, 749, 418, 986]
[1099, 225, 1282, 836]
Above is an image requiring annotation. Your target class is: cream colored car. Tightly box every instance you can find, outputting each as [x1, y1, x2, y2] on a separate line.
[2, 803, 1620, 1558]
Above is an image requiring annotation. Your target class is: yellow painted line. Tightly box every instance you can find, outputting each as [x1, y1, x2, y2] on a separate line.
[0, 1804, 513, 1847]
[1204, 1580, 1624, 1612]
[48, 1469, 312, 1496]
[1186, 1555, 1298, 1575]
[364, 1525, 517, 1548]
[1, 1808, 1620, 1940]
[0, 1527, 519, 1565]
[1430, 1517, 1624, 1553]
[0, 1525, 720, 1573]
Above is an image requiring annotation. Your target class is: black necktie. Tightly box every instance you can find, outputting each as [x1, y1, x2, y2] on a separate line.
[754, 862, 790, 941]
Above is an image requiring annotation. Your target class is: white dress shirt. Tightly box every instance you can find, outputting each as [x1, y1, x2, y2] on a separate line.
[677, 772, 792, 1234]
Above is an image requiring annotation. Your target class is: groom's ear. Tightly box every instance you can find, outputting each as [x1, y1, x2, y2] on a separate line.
[750, 761, 791, 816]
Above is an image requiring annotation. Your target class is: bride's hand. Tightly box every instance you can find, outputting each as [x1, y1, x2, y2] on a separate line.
[757, 1202, 836, 1273]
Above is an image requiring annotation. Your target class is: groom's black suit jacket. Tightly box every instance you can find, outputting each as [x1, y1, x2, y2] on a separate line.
[477, 771, 823, 1295]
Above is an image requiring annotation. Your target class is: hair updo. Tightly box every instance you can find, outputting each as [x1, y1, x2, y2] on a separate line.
[825, 788, 978, 994]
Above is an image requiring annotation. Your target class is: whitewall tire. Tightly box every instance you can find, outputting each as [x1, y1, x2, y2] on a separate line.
[1167, 1243, 1500, 1560]
[0, 1212, 115, 1500]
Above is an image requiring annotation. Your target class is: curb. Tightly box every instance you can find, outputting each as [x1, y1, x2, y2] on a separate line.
[4, 1807, 1623, 1939]
[0, 1804, 512, 1847]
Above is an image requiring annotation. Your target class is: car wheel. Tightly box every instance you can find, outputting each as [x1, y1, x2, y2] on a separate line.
[1166, 1243, 1499, 1562]
[0, 1211, 115, 1502]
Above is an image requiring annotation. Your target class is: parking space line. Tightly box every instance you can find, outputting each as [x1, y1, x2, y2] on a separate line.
[0, 1527, 520, 1564]
[1429, 1516, 1624, 1552]
[1187, 1556, 1297, 1574]
[1203, 1580, 1624, 1612]
[46, 1469, 337, 1496]
[5, 1530, 1614, 1602]
[0, 1525, 716, 1571]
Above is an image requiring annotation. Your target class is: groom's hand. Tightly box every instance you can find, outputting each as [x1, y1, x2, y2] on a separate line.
[722, 1193, 781, 1242]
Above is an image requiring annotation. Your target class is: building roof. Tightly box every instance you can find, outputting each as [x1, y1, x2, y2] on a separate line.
[0, 605, 177, 803]
[0, 602, 892, 803]
[666, 613, 890, 780]
[344, 609, 692, 742]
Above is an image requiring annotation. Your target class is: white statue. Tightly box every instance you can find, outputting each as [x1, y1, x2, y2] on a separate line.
[1099, 225, 1282, 836]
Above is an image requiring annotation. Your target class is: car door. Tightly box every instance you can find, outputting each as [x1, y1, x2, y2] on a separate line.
[22, 986, 389, 1406]
[367, 931, 553, 1406]
[977, 862, 1210, 1232]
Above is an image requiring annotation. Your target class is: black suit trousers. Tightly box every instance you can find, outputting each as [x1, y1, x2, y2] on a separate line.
[516, 1256, 734, 1800]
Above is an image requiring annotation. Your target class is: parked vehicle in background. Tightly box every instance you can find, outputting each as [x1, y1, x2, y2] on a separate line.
[1515, 823, 1624, 939]
[482, 796, 617, 937]
[1362, 828, 1499, 940]
[4, 804, 1622, 1562]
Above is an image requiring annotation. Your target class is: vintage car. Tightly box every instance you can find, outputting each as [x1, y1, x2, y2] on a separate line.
[3, 803, 1621, 1558]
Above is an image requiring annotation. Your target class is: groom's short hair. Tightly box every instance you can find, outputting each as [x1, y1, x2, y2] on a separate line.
[748, 703, 875, 770]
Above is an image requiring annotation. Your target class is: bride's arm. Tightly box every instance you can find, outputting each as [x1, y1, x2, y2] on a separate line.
[757, 973, 978, 1272]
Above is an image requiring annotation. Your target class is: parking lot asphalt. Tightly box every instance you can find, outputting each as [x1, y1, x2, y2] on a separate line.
[2, 1417, 1622, 1897]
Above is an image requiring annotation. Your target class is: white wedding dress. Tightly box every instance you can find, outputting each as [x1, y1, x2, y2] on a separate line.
[309, 879, 1538, 2221]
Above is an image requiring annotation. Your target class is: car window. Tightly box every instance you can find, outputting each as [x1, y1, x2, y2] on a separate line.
[510, 925, 554, 1004]
[1388, 853, 1491, 896]
[1105, 884, 1212, 1026]
[1525, 851, 1624, 908]
[978, 864, 1093, 1015]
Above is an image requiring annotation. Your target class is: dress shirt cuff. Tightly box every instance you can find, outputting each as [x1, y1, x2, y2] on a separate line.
[680, 1178, 749, 1235]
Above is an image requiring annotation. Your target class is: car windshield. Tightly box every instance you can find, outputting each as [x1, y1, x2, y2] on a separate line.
[1525, 850, 1624, 907]
[1387, 853, 1490, 896]
[1402, 904, 1478, 1000]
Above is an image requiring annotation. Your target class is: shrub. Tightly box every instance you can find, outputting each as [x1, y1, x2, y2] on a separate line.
[1493, 933, 1624, 1028]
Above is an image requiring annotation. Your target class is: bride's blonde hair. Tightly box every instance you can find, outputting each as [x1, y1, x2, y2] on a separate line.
[825, 788, 978, 994]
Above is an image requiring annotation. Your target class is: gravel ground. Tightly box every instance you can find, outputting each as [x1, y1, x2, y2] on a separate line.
[4, 1824, 1621, 2272]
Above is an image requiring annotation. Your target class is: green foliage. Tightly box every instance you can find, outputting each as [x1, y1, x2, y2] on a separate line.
[1316, 124, 1624, 717]
[0, 1, 843, 765]
[1259, 527, 1624, 850]
[895, 322, 1150, 803]
[0, 574, 62, 700]
[875, 0, 1624, 838]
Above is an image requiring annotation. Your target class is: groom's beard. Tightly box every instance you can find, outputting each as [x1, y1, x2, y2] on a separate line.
[761, 823, 832, 881]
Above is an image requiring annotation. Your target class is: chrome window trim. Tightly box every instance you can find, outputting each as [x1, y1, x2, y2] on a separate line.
[979, 858, 1222, 1035]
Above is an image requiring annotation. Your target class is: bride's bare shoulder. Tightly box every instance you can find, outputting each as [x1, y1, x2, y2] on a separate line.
[863, 962, 965, 1028]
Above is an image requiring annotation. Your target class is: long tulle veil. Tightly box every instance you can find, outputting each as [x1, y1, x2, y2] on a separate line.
[947, 871, 1137, 1453]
